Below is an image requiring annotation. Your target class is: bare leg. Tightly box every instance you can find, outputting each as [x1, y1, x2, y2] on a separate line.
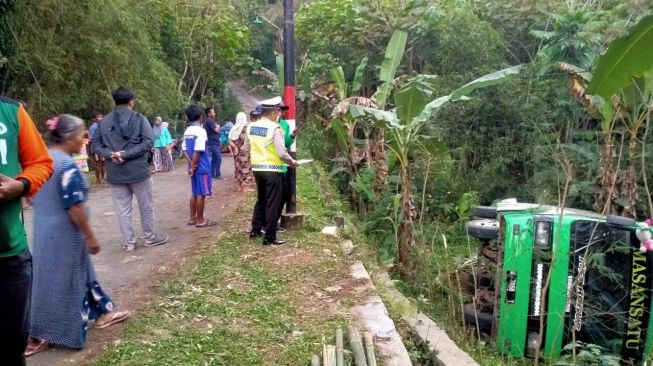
[189, 196, 197, 223]
[99, 160, 105, 182]
[95, 162, 101, 183]
[195, 196, 206, 224]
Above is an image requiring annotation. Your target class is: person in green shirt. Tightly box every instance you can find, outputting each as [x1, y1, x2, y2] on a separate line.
[279, 119, 295, 151]
[0, 96, 53, 365]
[277, 103, 298, 230]
[152, 116, 174, 172]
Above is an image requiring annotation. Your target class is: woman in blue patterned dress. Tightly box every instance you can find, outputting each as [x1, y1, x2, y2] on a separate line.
[25, 115, 130, 356]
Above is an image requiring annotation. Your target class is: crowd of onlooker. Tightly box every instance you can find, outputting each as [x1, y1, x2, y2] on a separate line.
[1, 86, 299, 363]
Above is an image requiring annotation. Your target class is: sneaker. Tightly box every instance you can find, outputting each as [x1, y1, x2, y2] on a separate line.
[122, 243, 136, 252]
[144, 233, 169, 247]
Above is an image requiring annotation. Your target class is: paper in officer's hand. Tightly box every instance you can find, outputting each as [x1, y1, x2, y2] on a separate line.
[296, 159, 314, 165]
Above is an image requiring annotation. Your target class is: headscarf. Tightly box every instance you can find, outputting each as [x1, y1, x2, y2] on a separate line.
[229, 112, 248, 141]
[152, 116, 162, 140]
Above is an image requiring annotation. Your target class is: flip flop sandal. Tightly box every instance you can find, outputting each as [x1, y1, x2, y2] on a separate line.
[96, 310, 131, 329]
[196, 220, 218, 228]
[25, 339, 52, 356]
[187, 220, 197, 225]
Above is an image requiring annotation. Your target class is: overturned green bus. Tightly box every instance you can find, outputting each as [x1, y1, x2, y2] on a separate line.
[465, 200, 653, 364]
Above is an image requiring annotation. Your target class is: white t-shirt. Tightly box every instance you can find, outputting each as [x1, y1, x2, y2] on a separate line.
[182, 124, 210, 173]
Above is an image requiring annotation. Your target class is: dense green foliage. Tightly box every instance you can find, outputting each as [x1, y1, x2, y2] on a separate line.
[2, 0, 651, 361]
[297, 0, 652, 229]
[294, 0, 652, 362]
[0, 0, 252, 123]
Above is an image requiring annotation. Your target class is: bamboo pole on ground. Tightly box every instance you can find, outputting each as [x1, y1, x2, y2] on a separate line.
[348, 325, 368, 366]
[363, 332, 377, 366]
[311, 355, 320, 366]
[336, 327, 344, 366]
[323, 345, 336, 366]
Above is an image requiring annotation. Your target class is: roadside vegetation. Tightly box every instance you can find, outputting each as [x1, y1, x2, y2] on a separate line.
[3, 0, 653, 364]
[292, 0, 653, 364]
[95, 167, 360, 365]
[0, 0, 250, 123]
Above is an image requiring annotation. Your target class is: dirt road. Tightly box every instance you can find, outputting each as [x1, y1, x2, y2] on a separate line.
[26, 83, 262, 365]
[25, 157, 246, 365]
[226, 80, 261, 112]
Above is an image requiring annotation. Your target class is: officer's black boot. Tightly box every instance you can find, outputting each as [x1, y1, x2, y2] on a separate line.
[249, 230, 262, 239]
[262, 238, 285, 246]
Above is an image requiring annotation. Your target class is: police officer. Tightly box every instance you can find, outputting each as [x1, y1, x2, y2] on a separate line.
[248, 97, 299, 245]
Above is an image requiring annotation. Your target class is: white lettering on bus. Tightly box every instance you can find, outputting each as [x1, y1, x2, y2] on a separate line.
[534, 263, 544, 316]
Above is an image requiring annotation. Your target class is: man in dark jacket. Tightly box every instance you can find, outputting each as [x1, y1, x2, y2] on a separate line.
[92, 87, 168, 252]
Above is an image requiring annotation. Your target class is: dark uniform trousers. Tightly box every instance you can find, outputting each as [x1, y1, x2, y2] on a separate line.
[0, 250, 32, 366]
[252, 171, 284, 241]
[279, 166, 296, 217]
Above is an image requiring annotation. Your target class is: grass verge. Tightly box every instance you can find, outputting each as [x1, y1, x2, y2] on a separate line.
[303, 159, 530, 365]
[95, 167, 364, 365]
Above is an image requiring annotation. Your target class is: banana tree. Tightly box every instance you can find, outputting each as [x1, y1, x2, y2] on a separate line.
[587, 14, 653, 217]
[617, 74, 653, 217]
[370, 30, 407, 193]
[350, 65, 523, 279]
[559, 62, 619, 214]
[562, 15, 653, 217]
[329, 30, 407, 210]
[328, 57, 374, 209]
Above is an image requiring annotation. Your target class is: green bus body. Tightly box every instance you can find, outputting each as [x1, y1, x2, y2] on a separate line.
[493, 208, 653, 364]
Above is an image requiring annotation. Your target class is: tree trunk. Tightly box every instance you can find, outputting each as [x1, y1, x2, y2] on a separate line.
[621, 135, 639, 218]
[364, 129, 372, 167]
[397, 162, 415, 280]
[345, 124, 360, 212]
[371, 129, 387, 194]
[595, 133, 618, 215]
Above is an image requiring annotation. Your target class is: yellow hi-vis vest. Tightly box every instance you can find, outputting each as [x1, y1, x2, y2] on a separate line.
[247, 118, 284, 172]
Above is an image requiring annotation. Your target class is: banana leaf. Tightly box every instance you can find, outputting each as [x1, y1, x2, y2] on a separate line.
[587, 15, 653, 100]
[593, 95, 615, 133]
[450, 64, 523, 101]
[395, 79, 433, 123]
[330, 118, 350, 154]
[330, 66, 347, 101]
[621, 69, 653, 115]
[375, 30, 408, 109]
[350, 105, 402, 130]
[351, 57, 368, 96]
[415, 64, 523, 125]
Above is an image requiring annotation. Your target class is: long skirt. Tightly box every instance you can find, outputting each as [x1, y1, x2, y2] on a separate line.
[31, 207, 114, 348]
[233, 135, 253, 185]
[153, 148, 174, 172]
